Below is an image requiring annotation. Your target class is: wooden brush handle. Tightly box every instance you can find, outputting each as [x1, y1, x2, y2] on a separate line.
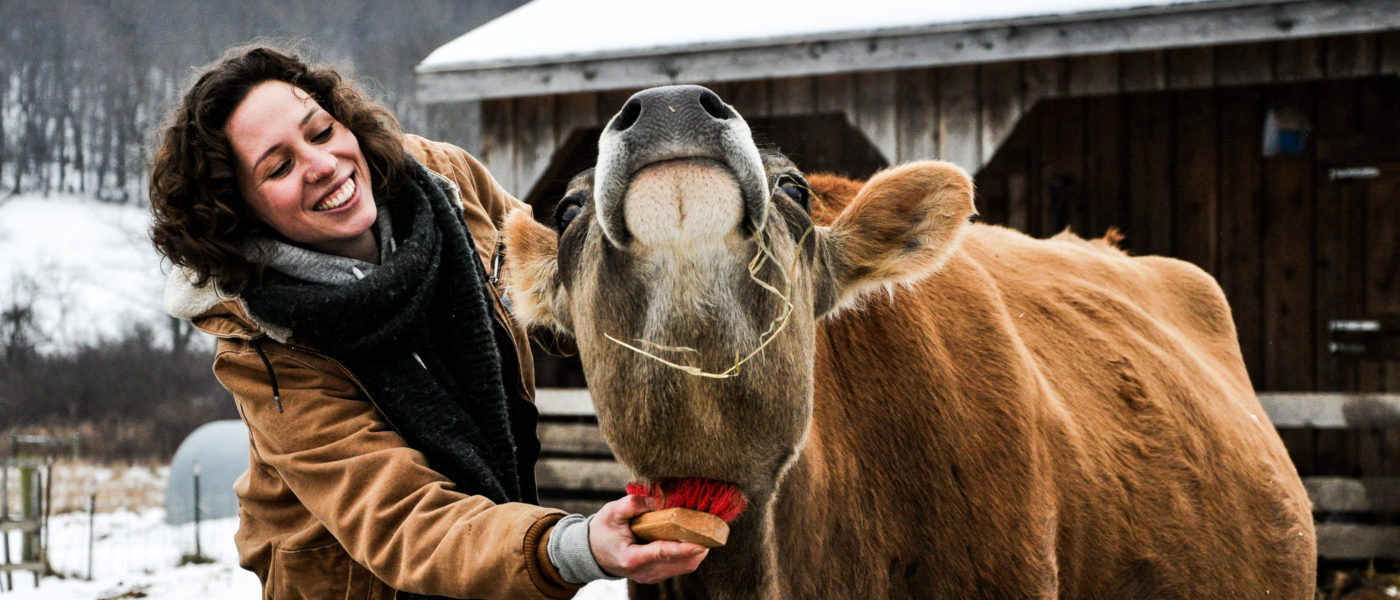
[630, 507, 729, 548]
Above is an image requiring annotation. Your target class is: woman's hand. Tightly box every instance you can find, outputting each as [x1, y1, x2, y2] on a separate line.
[588, 495, 710, 584]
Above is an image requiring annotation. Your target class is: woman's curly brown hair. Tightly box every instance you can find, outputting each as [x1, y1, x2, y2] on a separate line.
[150, 44, 405, 293]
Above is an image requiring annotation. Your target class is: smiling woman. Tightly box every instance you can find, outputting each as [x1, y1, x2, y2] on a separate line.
[147, 44, 710, 600]
[224, 81, 379, 262]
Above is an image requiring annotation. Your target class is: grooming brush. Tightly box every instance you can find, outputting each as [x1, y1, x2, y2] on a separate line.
[626, 478, 747, 548]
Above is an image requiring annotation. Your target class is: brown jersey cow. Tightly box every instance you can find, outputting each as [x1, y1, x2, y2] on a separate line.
[504, 85, 1315, 599]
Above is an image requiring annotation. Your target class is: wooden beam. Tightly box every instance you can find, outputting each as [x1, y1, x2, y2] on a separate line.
[0, 562, 46, 574]
[1315, 524, 1400, 560]
[538, 422, 613, 456]
[536, 389, 598, 419]
[536, 457, 631, 492]
[1259, 393, 1400, 428]
[1305, 477, 1400, 513]
[419, 0, 1400, 102]
[0, 519, 40, 533]
[539, 497, 610, 515]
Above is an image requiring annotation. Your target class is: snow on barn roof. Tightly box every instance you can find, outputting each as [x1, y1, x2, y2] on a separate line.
[417, 0, 1399, 101]
[422, 0, 1209, 70]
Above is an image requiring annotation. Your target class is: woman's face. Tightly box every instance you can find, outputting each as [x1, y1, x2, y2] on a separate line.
[226, 80, 376, 258]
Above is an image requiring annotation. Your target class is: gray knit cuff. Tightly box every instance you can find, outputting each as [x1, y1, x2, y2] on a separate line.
[547, 513, 618, 584]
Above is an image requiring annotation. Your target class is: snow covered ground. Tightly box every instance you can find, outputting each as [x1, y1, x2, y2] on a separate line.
[0, 193, 170, 353]
[3, 507, 627, 599]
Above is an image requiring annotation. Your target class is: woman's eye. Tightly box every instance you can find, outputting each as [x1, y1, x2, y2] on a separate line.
[312, 124, 334, 142]
[268, 161, 291, 179]
[553, 196, 585, 233]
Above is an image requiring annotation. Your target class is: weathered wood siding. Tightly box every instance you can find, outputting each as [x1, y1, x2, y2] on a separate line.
[978, 74, 1400, 396]
[473, 33, 1400, 203]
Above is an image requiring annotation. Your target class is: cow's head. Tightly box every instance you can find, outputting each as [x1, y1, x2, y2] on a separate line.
[505, 85, 974, 503]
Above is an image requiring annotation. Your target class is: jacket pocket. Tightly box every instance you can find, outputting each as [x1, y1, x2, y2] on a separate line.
[269, 542, 379, 600]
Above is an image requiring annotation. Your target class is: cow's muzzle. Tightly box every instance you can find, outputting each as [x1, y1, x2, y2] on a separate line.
[593, 85, 769, 247]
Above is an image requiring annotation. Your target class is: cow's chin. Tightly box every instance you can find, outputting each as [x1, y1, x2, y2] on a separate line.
[621, 159, 747, 251]
[588, 348, 816, 504]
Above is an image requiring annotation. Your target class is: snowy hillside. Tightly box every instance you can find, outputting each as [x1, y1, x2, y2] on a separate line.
[0, 193, 170, 353]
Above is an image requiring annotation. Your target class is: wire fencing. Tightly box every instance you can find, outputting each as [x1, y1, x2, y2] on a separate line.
[1, 460, 240, 592]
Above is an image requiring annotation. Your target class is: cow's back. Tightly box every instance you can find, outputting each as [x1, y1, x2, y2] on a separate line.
[790, 219, 1315, 598]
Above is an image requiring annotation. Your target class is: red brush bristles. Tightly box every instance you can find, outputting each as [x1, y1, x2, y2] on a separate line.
[627, 478, 748, 523]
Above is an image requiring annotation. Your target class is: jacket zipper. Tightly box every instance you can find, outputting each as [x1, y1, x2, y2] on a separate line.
[285, 342, 406, 438]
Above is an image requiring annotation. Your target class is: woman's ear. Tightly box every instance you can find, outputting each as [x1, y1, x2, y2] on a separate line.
[815, 161, 975, 317]
[502, 209, 571, 334]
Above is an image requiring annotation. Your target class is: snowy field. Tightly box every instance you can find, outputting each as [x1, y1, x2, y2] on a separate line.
[3, 509, 627, 599]
[4, 489, 625, 599]
[0, 193, 170, 352]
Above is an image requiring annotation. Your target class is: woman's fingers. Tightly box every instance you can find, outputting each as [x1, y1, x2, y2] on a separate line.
[588, 496, 711, 583]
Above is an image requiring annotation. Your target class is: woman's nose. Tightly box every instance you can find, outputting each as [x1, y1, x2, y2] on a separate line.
[304, 151, 336, 184]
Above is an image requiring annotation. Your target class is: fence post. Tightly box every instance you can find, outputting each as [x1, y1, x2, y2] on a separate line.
[2, 458, 9, 592]
[42, 460, 52, 575]
[87, 492, 95, 581]
[192, 460, 202, 562]
[20, 460, 35, 564]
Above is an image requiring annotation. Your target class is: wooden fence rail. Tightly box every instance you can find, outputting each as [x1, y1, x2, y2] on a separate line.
[535, 390, 1400, 560]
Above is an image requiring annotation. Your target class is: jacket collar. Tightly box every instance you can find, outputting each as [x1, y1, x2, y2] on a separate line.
[163, 265, 293, 342]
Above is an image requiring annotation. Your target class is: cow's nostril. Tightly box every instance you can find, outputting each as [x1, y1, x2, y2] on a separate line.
[699, 90, 733, 120]
[612, 98, 642, 132]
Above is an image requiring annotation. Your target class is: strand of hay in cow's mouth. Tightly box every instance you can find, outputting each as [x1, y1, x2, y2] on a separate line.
[605, 218, 813, 379]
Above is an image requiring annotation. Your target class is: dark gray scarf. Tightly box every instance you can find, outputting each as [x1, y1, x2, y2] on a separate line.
[242, 156, 522, 513]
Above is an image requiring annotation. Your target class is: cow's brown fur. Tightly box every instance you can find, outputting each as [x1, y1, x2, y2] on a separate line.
[504, 100, 1315, 598]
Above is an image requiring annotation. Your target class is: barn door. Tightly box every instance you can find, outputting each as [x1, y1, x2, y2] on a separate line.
[1315, 155, 1400, 394]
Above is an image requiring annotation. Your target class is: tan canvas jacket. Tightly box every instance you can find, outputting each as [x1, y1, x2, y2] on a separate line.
[164, 135, 581, 600]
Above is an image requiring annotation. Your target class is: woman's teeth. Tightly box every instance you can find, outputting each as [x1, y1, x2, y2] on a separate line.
[315, 178, 355, 211]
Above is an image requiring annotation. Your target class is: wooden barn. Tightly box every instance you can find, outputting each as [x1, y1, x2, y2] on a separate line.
[417, 0, 1400, 560]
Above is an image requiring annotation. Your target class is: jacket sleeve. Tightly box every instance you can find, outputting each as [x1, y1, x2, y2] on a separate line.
[216, 341, 582, 600]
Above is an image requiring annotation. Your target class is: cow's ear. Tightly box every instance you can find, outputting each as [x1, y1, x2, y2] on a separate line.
[502, 209, 571, 334]
[814, 161, 975, 317]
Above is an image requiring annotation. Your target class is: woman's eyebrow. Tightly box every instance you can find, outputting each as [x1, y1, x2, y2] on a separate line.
[251, 107, 322, 173]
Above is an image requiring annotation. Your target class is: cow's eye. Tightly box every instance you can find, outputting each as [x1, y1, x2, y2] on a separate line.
[553, 194, 586, 234]
[775, 174, 810, 211]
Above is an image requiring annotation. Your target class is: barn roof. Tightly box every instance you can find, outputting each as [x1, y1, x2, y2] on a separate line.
[417, 0, 1399, 101]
